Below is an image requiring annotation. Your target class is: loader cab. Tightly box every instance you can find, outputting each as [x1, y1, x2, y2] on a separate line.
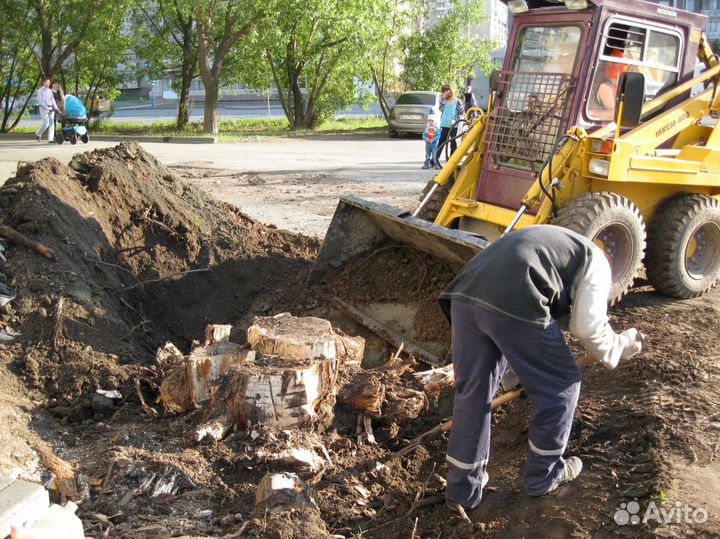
[469, 0, 705, 238]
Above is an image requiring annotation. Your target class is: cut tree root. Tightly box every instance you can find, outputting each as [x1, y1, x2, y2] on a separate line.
[0, 224, 56, 260]
[33, 443, 79, 503]
[117, 268, 210, 292]
[51, 297, 65, 359]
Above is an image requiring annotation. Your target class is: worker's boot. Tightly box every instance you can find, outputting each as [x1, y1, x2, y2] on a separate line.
[526, 456, 582, 497]
[446, 470, 489, 514]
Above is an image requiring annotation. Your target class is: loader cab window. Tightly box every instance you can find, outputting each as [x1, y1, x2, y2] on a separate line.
[488, 25, 582, 172]
[587, 20, 682, 121]
[511, 25, 582, 75]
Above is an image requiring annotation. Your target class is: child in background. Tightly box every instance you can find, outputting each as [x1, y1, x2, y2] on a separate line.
[422, 114, 441, 169]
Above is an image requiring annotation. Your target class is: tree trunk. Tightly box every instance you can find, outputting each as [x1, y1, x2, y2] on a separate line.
[177, 41, 197, 130]
[291, 78, 305, 130]
[177, 69, 193, 130]
[203, 81, 220, 134]
[371, 66, 391, 123]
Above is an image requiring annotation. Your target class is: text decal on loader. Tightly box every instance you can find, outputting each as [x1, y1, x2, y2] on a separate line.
[655, 111, 691, 139]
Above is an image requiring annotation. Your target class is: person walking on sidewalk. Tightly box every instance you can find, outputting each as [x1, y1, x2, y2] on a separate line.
[439, 225, 643, 512]
[35, 78, 60, 143]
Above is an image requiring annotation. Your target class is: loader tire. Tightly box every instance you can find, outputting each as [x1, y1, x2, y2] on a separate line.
[645, 194, 720, 298]
[415, 176, 454, 222]
[553, 192, 646, 305]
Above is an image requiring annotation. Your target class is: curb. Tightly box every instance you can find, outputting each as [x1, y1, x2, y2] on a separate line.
[0, 133, 216, 144]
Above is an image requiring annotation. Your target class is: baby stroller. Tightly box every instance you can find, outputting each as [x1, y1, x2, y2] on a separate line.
[55, 94, 89, 145]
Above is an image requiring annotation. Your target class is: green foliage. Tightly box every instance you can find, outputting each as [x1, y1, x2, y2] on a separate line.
[131, 0, 198, 128]
[60, 0, 131, 109]
[0, 15, 37, 132]
[399, 0, 498, 92]
[0, 0, 132, 132]
[238, 0, 391, 129]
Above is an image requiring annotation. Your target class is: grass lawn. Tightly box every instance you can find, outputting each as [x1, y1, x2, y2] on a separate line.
[15, 116, 389, 141]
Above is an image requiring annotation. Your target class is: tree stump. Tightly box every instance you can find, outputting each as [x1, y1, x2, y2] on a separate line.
[204, 324, 232, 345]
[197, 353, 339, 438]
[158, 342, 248, 413]
[247, 313, 338, 359]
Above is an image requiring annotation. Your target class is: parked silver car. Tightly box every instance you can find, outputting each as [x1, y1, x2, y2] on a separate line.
[388, 91, 441, 137]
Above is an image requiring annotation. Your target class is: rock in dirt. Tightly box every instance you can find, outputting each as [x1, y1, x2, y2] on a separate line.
[251, 473, 332, 539]
[255, 472, 317, 511]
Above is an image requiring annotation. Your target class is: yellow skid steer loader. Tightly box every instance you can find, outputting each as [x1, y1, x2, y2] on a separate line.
[310, 0, 720, 363]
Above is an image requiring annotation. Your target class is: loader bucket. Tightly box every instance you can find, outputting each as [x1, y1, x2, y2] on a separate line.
[308, 196, 488, 365]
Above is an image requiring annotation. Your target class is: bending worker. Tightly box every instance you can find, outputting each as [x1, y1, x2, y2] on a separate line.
[439, 225, 643, 511]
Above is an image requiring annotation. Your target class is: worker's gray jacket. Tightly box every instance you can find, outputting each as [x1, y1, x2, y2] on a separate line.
[439, 225, 594, 328]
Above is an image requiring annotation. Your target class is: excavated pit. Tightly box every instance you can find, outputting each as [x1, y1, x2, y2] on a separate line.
[0, 142, 719, 539]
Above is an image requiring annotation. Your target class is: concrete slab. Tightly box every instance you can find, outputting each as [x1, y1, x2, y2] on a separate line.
[0, 476, 49, 538]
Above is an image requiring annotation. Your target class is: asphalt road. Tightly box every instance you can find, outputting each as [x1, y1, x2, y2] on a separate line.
[0, 133, 433, 187]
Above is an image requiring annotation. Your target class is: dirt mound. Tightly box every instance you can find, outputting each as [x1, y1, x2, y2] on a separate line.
[0, 141, 319, 404]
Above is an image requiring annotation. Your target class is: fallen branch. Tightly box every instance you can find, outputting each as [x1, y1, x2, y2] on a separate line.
[117, 268, 210, 292]
[0, 224, 56, 260]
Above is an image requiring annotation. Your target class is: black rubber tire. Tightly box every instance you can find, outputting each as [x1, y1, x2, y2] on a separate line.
[645, 194, 720, 299]
[55, 133, 64, 145]
[553, 192, 646, 305]
[81, 134, 89, 144]
[388, 129, 398, 138]
[415, 176, 454, 222]
[70, 133, 77, 145]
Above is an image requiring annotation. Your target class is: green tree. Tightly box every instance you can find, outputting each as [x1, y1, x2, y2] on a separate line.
[60, 0, 131, 113]
[133, 0, 198, 129]
[370, 0, 418, 122]
[0, 19, 37, 132]
[195, 0, 261, 133]
[400, 0, 497, 92]
[240, 0, 388, 130]
[3, 0, 106, 79]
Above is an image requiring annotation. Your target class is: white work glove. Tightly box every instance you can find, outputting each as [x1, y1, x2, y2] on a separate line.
[619, 328, 643, 360]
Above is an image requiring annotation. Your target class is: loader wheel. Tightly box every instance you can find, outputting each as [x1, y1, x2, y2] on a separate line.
[415, 176, 454, 222]
[645, 194, 720, 298]
[553, 192, 646, 305]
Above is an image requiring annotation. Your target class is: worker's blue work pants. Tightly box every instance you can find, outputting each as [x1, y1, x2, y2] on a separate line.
[446, 299, 582, 509]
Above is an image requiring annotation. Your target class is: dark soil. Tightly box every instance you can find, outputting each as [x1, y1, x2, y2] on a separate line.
[1, 142, 719, 539]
